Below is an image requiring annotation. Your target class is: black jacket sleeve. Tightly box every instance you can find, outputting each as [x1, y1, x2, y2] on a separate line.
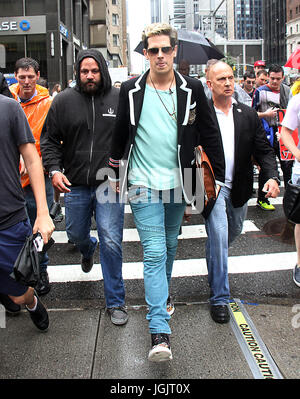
[108, 82, 131, 179]
[0, 73, 13, 98]
[40, 100, 64, 173]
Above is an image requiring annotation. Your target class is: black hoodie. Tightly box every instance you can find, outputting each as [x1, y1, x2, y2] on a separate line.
[41, 49, 119, 186]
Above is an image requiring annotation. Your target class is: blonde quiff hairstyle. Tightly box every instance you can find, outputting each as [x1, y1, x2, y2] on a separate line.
[142, 22, 178, 49]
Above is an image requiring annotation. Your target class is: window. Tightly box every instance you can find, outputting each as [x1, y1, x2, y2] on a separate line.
[1, 0, 23, 16]
[60, 0, 66, 24]
[25, 0, 46, 15]
[112, 14, 119, 26]
[113, 34, 119, 46]
[26, 34, 47, 78]
[112, 0, 117, 4]
[73, 0, 78, 36]
[0, 36, 25, 72]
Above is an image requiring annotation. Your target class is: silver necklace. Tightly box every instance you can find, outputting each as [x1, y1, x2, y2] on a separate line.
[149, 74, 177, 121]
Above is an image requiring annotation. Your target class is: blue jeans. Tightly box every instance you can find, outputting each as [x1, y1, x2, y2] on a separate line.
[128, 186, 186, 334]
[0, 219, 32, 296]
[205, 186, 248, 305]
[23, 175, 54, 272]
[64, 182, 125, 308]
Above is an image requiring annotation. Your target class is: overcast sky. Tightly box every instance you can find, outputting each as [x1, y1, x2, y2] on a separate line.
[127, 0, 151, 74]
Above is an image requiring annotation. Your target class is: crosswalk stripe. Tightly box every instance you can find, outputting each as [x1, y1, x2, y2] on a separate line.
[57, 195, 283, 217]
[47, 251, 296, 283]
[51, 220, 259, 243]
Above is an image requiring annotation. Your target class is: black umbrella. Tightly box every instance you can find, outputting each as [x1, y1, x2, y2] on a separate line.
[134, 29, 224, 65]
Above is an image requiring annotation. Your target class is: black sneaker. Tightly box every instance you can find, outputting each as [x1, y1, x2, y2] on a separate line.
[26, 295, 49, 331]
[148, 333, 172, 362]
[35, 271, 51, 296]
[107, 306, 128, 325]
[81, 255, 94, 273]
[0, 293, 21, 315]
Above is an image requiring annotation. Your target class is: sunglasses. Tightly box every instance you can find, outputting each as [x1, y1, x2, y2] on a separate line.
[147, 46, 174, 55]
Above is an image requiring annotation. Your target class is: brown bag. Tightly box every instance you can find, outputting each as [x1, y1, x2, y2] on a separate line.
[194, 145, 218, 218]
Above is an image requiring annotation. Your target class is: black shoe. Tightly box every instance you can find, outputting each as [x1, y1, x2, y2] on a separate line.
[0, 293, 21, 314]
[26, 295, 49, 331]
[49, 202, 63, 222]
[81, 255, 94, 273]
[35, 271, 51, 296]
[107, 306, 129, 325]
[210, 305, 230, 324]
[148, 333, 172, 362]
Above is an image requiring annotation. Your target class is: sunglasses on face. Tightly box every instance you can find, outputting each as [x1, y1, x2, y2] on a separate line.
[147, 46, 174, 55]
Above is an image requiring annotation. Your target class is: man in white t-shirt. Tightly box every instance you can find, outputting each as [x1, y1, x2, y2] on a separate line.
[280, 93, 300, 287]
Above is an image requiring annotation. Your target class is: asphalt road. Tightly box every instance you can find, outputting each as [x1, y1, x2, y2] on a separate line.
[1, 179, 299, 383]
[44, 184, 300, 306]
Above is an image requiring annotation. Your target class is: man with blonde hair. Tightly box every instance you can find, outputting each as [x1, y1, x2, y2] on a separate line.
[108, 23, 225, 362]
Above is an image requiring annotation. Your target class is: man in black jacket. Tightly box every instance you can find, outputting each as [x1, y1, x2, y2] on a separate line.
[40, 49, 128, 326]
[108, 23, 225, 362]
[205, 61, 280, 324]
[0, 72, 13, 98]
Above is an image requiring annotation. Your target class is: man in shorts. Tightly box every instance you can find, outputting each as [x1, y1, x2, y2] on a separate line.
[0, 94, 54, 331]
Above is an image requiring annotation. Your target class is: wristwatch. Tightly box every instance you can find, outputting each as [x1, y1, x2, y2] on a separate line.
[271, 177, 280, 185]
[49, 170, 61, 179]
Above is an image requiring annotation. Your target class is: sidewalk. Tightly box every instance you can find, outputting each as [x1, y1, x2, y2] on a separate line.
[0, 299, 299, 382]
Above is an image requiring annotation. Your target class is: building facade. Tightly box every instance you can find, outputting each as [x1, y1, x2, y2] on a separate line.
[0, 0, 90, 90]
[286, 0, 300, 65]
[89, 0, 127, 68]
[263, 0, 286, 65]
[227, 0, 262, 40]
[0, 0, 127, 90]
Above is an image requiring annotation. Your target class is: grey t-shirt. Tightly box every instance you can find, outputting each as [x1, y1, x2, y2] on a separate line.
[0, 94, 35, 230]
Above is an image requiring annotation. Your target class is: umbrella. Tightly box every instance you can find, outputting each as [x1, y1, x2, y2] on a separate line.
[134, 29, 224, 65]
[285, 48, 300, 69]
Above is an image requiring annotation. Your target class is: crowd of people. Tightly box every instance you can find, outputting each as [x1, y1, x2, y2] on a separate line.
[0, 22, 299, 363]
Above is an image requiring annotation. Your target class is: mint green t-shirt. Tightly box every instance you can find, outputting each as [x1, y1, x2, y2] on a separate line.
[128, 84, 180, 190]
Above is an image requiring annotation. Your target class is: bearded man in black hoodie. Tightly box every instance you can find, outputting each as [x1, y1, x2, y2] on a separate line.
[41, 49, 128, 326]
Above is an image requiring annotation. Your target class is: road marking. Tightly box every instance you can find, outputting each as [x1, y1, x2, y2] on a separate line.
[51, 220, 259, 243]
[47, 251, 296, 283]
[57, 195, 283, 217]
[229, 299, 284, 379]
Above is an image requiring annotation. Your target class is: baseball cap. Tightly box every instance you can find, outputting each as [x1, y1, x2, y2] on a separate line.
[254, 60, 266, 67]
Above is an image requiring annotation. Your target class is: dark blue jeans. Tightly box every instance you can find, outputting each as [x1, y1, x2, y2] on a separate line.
[205, 186, 248, 305]
[23, 175, 54, 272]
[64, 182, 125, 308]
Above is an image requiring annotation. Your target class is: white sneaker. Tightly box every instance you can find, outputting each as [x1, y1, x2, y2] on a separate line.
[148, 333, 173, 362]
